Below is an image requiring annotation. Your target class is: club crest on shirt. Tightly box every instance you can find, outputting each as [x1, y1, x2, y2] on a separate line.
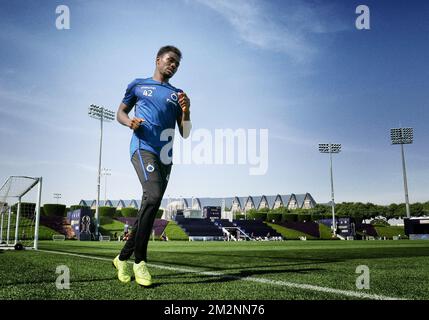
[166, 92, 178, 105]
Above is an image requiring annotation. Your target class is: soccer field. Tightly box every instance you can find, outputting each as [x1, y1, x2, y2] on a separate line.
[1, 240, 429, 300]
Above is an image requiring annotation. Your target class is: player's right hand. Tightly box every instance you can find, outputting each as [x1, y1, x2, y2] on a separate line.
[129, 117, 144, 130]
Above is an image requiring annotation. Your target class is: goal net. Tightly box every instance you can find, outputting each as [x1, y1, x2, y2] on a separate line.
[0, 176, 42, 250]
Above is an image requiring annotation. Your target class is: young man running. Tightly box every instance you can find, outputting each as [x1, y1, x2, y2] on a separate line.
[113, 45, 191, 286]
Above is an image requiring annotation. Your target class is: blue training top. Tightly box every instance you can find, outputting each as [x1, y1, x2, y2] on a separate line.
[122, 77, 183, 160]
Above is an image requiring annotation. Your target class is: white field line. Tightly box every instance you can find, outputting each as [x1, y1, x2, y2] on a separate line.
[38, 249, 404, 300]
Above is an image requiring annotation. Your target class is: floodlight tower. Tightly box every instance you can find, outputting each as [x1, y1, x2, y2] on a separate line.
[53, 193, 61, 205]
[88, 104, 115, 238]
[319, 143, 342, 236]
[390, 127, 413, 218]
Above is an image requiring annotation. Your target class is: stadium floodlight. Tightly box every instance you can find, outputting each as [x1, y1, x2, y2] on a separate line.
[53, 193, 61, 205]
[88, 104, 115, 238]
[390, 127, 413, 218]
[318, 143, 342, 236]
[101, 168, 111, 204]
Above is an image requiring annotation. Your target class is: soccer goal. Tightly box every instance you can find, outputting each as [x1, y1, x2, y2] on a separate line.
[0, 176, 42, 250]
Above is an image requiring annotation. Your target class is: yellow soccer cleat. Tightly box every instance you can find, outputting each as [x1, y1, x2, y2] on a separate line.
[133, 261, 152, 287]
[113, 255, 131, 283]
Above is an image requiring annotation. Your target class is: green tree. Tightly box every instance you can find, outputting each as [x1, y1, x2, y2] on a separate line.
[271, 206, 288, 214]
[410, 203, 424, 217]
[387, 203, 398, 219]
[423, 202, 429, 216]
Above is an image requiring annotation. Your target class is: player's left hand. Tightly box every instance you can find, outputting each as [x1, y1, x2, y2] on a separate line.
[178, 92, 190, 114]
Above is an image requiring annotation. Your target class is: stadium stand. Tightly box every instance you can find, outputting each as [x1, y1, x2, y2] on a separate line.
[214, 219, 235, 228]
[233, 219, 282, 239]
[355, 223, 378, 238]
[175, 217, 224, 239]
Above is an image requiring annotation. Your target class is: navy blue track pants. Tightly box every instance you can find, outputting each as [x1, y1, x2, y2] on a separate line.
[119, 149, 171, 263]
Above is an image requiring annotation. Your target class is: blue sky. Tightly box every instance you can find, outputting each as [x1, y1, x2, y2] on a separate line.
[0, 0, 428, 206]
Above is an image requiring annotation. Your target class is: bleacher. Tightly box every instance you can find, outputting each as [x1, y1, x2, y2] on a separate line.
[355, 223, 378, 238]
[279, 221, 320, 238]
[153, 219, 169, 236]
[233, 219, 282, 239]
[175, 217, 224, 238]
[214, 219, 235, 228]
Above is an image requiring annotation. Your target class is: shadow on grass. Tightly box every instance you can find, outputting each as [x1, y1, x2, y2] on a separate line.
[152, 265, 325, 288]
[148, 253, 341, 273]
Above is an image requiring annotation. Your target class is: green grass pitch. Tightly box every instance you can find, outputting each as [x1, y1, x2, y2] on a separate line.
[1, 240, 428, 300]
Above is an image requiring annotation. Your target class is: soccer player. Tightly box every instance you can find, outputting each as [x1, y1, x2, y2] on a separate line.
[113, 45, 191, 286]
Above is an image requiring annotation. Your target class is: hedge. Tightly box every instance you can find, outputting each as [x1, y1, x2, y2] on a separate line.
[98, 206, 116, 217]
[282, 213, 298, 222]
[247, 211, 267, 220]
[311, 213, 323, 222]
[69, 205, 89, 211]
[121, 207, 138, 217]
[266, 213, 282, 223]
[297, 214, 312, 222]
[43, 204, 67, 217]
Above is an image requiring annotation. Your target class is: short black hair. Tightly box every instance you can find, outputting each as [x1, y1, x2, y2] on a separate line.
[157, 45, 182, 60]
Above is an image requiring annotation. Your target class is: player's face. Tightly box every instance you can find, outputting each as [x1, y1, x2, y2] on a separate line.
[157, 52, 180, 79]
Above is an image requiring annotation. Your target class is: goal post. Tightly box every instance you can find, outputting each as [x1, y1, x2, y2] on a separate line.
[0, 176, 43, 250]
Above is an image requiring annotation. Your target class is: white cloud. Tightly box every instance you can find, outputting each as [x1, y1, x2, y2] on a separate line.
[270, 132, 317, 148]
[194, 0, 348, 62]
